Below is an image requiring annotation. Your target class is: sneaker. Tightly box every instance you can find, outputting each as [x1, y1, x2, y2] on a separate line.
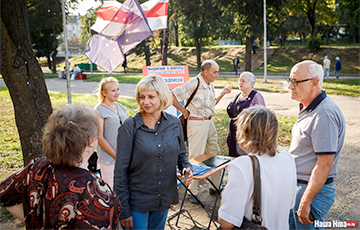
[188, 194, 201, 204]
[209, 188, 218, 196]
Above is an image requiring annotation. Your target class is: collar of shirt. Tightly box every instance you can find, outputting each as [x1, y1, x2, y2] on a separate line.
[198, 74, 212, 89]
[133, 111, 170, 129]
[304, 90, 327, 112]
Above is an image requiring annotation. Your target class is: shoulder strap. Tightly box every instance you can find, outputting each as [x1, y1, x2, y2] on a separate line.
[249, 155, 263, 225]
[184, 77, 200, 108]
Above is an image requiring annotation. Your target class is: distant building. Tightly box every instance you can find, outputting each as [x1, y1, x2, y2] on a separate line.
[57, 14, 83, 57]
[218, 40, 239, 46]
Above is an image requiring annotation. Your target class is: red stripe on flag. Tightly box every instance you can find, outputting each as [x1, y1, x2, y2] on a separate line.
[97, 6, 120, 21]
[144, 2, 168, 18]
[111, 9, 134, 24]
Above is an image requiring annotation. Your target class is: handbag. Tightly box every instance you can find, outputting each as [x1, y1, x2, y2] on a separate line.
[178, 77, 200, 140]
[218, 155, 268, 230]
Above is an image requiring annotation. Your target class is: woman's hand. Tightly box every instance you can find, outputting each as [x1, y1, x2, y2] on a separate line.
[184, 168, 193, 186]
[120, 216, 133, 229]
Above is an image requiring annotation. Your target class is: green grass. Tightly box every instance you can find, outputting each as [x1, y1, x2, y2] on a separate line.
[322, 79, 360, 96]
[214, 77, 285, 93]
[85, 74, 143, 83]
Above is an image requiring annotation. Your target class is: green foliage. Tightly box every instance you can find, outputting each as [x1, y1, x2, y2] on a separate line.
[336, 0, 360, 41]
[27, 0, 63, 58]
[306, 36, 323, 52]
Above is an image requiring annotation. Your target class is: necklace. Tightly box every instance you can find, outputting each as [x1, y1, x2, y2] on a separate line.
[103, 101, 122, 124]
[103, 101, 117, 113]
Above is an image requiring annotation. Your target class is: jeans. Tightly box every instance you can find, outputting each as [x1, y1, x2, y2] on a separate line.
[323, 68, 330, 79]
[334, 70, 340, 79]
[130, 209, 169, 230]
[289, 183, 335, 230]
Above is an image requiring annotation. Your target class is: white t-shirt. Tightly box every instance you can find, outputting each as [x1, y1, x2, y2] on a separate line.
[218, 150, 297, 230]
[323, 58, 331, 69]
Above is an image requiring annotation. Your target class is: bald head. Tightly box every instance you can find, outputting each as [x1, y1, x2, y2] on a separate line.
[201, 60, 218, 72]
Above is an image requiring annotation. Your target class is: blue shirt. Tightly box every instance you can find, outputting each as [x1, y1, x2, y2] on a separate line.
[335, 60, 341, 71]
[114, 111, 191, 220]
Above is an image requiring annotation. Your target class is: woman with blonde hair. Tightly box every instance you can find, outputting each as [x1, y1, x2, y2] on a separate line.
[0, 103, 121, 229]
[95, 77, 127, 189]
[114, 75, 193, 229]
[219, 106, 297, 229]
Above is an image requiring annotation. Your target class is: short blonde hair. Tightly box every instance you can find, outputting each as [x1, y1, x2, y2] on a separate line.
[96, 77, 119, 103]
[135, 75, 172, 112]
[42, 103, 100, 168]
[235, 106, 278, 156]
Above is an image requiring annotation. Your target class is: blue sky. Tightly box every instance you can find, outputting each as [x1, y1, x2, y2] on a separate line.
[69, 0, 103, 15]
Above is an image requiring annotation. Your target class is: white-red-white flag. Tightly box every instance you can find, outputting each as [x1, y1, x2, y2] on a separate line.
[91, 0, 169, 33]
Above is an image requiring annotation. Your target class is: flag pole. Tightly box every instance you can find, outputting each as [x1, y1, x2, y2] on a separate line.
[61, 0, 71, 103]
[161, 28, 166, 66]
[151, 35, 165, 65]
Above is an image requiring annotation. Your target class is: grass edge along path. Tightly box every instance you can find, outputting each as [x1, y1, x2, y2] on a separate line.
[43, 73, 360, 96]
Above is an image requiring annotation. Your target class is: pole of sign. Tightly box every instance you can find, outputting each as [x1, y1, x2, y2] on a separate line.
[263, 0, 268, 83]
[86, 13, 93, 77]
[61, 0, 71, 103]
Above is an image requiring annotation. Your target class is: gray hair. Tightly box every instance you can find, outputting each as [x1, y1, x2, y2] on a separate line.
[201, 59, 217, 72]
[240, 71, 256, 87]
[308, 62, 323, 89]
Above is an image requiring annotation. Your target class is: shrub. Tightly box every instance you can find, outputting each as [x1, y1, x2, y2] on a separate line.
[306, 37, 323, 52]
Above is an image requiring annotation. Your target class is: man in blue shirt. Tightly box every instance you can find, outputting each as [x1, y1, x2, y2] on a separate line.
[334, 57, 341, 79]
[287, 60, 345, 230]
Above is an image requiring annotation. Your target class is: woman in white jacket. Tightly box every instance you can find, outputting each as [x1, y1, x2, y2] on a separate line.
[218, 106, 297, 230]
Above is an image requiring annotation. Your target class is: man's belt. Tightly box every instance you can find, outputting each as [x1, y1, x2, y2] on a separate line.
[297, 177, 333, 185]
[188, 116, 212, 121]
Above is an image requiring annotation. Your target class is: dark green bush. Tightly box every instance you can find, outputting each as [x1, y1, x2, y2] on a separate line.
[306, 37, 323, 52]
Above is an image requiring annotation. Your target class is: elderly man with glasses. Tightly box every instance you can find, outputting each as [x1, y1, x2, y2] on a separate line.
[287, 60, 345, 230]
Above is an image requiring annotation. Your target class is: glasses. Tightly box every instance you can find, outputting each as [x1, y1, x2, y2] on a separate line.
[287, 78, 314, 87]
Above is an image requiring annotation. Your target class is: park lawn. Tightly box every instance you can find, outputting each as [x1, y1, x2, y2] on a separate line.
[322, 79, 360, 97]
[0, 88, 296, 181]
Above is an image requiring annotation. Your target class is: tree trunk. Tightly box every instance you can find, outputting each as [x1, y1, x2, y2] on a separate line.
[325, 29, 329, 45]
[245, 37, 252, 71]
[307, 8, 316, 37]
[51, 50, 57, 74]
[144, 44, 151, 66]
[1, 0, 53, 166]
[47, 55, 52, 69]
[195, 37, 202, 71]
[281, 31, 286, 46]
[174, 23, 179, 46]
